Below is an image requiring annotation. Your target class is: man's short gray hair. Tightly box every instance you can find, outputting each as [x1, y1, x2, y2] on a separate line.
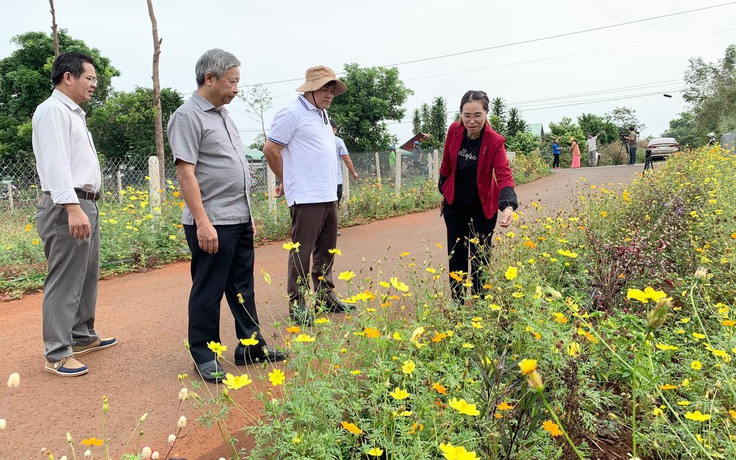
[195, 49, 241, 86]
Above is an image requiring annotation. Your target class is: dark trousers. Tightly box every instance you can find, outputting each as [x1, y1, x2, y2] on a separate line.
[288, 202, 338, 306]
[629, 146, 637, 165]
[184, 222, 263, 364]
[443, 207, 497, 303]
[552, 155, 560, 168]
[337, 184, 343, 203]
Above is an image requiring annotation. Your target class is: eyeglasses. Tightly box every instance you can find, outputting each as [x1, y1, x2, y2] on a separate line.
[461, 112, 487, 122]
[85, 76, 99, 84]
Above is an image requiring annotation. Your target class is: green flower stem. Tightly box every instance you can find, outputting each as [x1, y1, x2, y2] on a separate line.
[540, 395, 585, 459]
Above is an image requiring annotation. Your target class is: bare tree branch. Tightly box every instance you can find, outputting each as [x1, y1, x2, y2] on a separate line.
[146, 0, 166, 198]
[49, 0, 59, 58]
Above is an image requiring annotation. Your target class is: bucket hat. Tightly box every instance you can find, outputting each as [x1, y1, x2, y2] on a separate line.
[296, 65, 347, 95]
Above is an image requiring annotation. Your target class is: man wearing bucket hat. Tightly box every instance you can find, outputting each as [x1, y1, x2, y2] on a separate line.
[263, 65, 352, 326]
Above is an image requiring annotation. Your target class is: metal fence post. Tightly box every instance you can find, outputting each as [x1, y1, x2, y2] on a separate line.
[148, 156, 161, 211]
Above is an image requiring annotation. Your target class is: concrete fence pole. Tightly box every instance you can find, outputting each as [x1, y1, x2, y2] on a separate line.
[374, 152, 381, 182]
[395, 149, 402, 196]
[433, 149, 440, 183]
[117, 170, 123, 204]
[267, 167, 276, 214]
[148, 156, 161, 211]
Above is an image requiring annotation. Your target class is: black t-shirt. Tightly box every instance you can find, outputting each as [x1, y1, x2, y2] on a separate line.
[446, 131, 482, 213]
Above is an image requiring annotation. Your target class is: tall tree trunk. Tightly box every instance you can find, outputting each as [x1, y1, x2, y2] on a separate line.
[146, 0, 166, 200]
[49, 0, 59, 58]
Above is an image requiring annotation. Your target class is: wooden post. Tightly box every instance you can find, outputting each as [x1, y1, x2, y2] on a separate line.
[148, 156, 161, 211]
[374, 152, 381, 182]
[395, 149, 402, 196]
[117, 170, 123, 203]
[267, 167, 276, 214]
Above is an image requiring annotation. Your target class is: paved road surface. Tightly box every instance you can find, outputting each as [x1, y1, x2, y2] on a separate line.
[0, 165, 642, 459]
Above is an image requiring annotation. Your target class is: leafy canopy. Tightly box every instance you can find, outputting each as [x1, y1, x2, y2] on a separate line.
[327, 64, 412, 152]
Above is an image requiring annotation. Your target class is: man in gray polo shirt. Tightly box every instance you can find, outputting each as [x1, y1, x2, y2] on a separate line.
[168, 49, 285, 383]
[263, 65, 352, 326]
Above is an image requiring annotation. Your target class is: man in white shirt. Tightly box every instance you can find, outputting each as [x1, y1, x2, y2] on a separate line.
[32, 52, 117, 378]
[263, 65, 352, 325]
[586, 131, 603, 167]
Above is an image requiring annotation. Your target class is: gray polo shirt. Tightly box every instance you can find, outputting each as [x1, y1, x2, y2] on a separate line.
[167, 92, 251, 225]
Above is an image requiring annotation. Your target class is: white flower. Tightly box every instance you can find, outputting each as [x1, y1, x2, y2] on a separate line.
[178, 387, 188, 401]
[60, 457, 68, 460]
[151, 452, 160, 460]
[7, 373, 20, 388]
[84, 449, 92, 458]
[141, 446, 152, 458]
[168, 434, 176, 443]
[177, 415, 187, 428]
[140, 412, 148, 422]
[0, 419, 6, 430]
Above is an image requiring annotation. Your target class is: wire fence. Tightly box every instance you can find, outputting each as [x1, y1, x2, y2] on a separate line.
[0, 149, 442, 211]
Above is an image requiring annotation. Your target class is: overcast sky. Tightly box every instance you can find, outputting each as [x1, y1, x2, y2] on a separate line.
[2, 0, 735, 148]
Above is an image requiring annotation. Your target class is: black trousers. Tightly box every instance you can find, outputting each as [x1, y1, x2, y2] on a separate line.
[552, 154, 560, 168]
[184, 222, 263, 364]
[337, 184, 343, 203]
[443, 206, 497, 303]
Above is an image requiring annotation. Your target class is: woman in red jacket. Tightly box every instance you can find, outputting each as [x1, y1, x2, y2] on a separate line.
[439, 90, 518, 305]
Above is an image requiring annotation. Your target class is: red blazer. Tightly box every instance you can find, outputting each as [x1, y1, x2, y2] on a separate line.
[439, 122, 515, 219]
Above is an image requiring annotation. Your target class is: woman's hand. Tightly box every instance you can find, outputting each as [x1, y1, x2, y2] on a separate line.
[498, 206, 514, 228]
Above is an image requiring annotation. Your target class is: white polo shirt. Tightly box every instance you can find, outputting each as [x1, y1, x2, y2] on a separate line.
[268, 95, 337, 206]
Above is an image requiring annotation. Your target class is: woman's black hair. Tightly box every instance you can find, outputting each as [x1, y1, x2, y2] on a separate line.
[459, 90, 489, 112]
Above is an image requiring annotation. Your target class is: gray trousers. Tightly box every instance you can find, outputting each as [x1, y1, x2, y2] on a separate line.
[36, 195, 100, 361]
[588, 150, 599, 167]
[287, 202, 338, 306]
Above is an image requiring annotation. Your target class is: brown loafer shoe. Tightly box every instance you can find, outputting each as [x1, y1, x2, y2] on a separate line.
[45, 356, 89, 377]
[73, 337, 117, 356]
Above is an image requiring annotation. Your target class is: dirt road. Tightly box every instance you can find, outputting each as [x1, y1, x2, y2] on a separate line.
[0, 165, 641, 459]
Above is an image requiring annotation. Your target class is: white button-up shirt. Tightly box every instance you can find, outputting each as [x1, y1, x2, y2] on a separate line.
[32, 89, 101, 205]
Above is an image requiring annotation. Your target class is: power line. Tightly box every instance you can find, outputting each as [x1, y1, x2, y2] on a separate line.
[383, 2, 736, 67]
[518, 89, 685, 112]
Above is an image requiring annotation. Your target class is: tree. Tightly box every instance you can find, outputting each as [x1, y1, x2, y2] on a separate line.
[411, 109, 421, 135]
[489, 97, 507, 136]
[420, 103, 431, 135]
[547, 117, 585, 151]
[87, 87, 183, 161]
[506, 107, 527, 138]
[662, 111, 699, 148]
[327, 64, 412, 152]
[506, 131, 538, 155]
[239, 84, 272, 143]
[605, 106, 645, 133]
[682, 45, 736, 137]
[577, 113, 618, 145]
[0, 30, 120, 160]
[248, 132, 266, 150]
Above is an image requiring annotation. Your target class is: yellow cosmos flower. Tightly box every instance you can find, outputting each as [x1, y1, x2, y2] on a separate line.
[518, 359, 537, 375]
[497, 401, 514, 411]
[399, 251, 410, 257]
[554, 312, 568, 323]
[294, 334, 316, 343]
[350, 370, 362, 375]
[364, 327, 380, 338]
[282, 241, 301, 251]
[692, 332, 706, 340]
[222, 373, 252, 390]
[439, 442, 478, 460]
[542, 420, 563, 437]
[449, 397, 480, 416]
[402, 360, 416, 375]
[338, 271, 356, 281]
[691, 360, 702, 370]
[261, 269, 272, 285]
[410, 326, 426, 348]
[627, 287, 667, 304]
[660, 384, 678, 390]
[207, 341, 227, 357]
[328, 248, 342, 256]
[81, 437, 104, 446]
[314, 317, 330, 325]
[285, 326, 301, 334]
[432, 382, 448, 395]
[341, 421, 362, 435]
[239, 336, 259, 346]
[557, 249, 578, 258]
[367, 447, 384, 457]
[655, 343, 678, 351]
[268, 369, 285, 386]
[685, 411, 711, 422]
[504, 266, 518, 280]
[390, 277, 409, 292]
[390, 387, 410, 400]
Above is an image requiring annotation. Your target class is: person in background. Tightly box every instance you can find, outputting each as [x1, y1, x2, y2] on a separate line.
[263, 65, 352, 326]
[412, 140, 424, 167]
[708, 132, 717, 146]
[330, 119, 359, 236]
[552, 138, 561, 169]
[438, 90, 518, 306]
[33, 52, 117, 377]
[625, 127, 638, 165]
[586, 131, 603, 167]
[168, 49, 285, 383]
[570, 137, 581, 169]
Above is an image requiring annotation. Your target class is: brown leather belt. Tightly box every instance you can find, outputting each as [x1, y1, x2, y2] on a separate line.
[43, 189, 101, 202]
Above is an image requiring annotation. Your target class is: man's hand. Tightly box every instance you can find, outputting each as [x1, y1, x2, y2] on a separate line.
[352, 171, 359, 180]
[64, 204, 91, 240]
[275, 183, 284, 198]
[197, 221, 218, 254]
[498, 207, 514, 228]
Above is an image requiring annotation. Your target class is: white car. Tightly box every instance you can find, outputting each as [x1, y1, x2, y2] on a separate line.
[646, 137, 680, 160]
